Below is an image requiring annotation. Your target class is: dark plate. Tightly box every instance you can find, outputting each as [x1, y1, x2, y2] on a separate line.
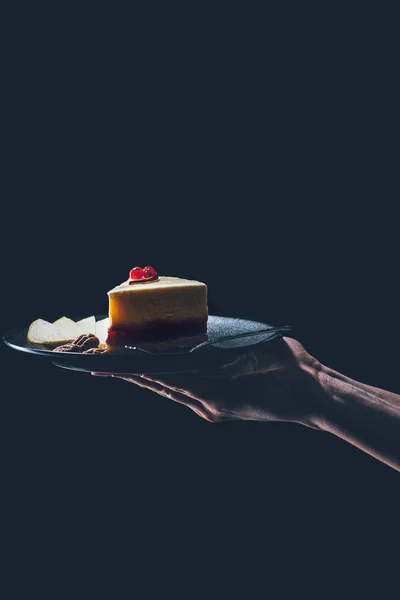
[3, 315, 291, 375]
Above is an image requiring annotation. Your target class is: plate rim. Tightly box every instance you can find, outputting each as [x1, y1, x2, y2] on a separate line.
[2, 313, 291, 364]
[3, 314, 290, 374]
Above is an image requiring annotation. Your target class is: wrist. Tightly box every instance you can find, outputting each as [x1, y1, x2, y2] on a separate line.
[296, 357, 331, 430]
[304, 361, 374, 431]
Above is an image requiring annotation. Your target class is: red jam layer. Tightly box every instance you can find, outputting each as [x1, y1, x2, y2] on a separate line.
[106, 321, 207, 346]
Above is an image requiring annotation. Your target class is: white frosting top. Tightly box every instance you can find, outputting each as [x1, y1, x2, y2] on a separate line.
[108, 276, 207, 296]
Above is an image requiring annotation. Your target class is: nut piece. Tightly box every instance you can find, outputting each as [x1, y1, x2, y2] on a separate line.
[72, 333, 100, 352]
[82, 347, 108, 354]
[53, 343, 79, 353]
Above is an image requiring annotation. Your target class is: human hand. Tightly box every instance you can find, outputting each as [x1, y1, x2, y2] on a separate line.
[93, 337, 322, 428]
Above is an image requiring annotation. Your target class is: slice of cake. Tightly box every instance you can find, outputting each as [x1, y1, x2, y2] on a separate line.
[106, 265, 208, 348]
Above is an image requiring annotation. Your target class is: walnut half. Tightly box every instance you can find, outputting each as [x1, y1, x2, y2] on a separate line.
[72, 333, 100, 352]
[53, 343, 79, 353]
[82, 347, 108, 354]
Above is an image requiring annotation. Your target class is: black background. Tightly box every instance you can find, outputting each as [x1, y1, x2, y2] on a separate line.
[1, 2, 399, 598]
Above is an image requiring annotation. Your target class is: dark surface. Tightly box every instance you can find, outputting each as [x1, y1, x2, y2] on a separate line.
[1, 2, 399, 598]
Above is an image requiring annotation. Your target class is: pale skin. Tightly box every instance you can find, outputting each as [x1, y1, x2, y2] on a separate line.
[93, 337, 400, 472]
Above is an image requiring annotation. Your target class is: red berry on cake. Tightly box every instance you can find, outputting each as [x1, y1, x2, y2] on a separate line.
[143, 266, 157, 279]
[129, 266, 145, 280]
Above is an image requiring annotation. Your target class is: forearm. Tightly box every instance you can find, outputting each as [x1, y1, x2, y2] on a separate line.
[308, 363, 400, 472]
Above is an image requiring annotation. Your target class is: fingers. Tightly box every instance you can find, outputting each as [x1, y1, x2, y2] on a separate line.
[111, 375, 213, 421]
[92, 370, 219, 403]
[136, 349, 273, 398]
[134, 354, 260, 397]
[139, 372, 225, 404]
[91, 371, 216, 421]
